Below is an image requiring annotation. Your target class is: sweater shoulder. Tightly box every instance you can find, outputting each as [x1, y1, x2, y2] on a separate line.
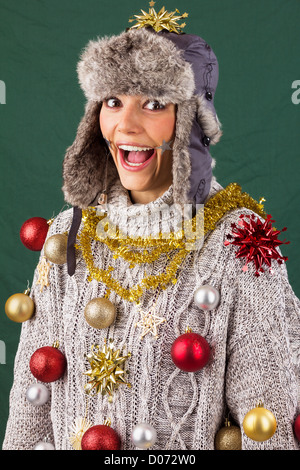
[201, 180, 267, 262]
[196, 185, 289, 291]
[46, 207, 74, 238]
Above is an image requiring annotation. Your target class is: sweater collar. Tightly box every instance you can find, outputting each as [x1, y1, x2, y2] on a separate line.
[98, 180, 184, 238]
[95, 177, 222, 238]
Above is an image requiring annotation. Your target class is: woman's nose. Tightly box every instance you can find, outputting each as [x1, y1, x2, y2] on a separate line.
[116, 104, 143, 134]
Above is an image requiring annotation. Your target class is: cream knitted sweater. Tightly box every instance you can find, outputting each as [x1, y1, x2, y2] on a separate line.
[3, 179, 300, 450]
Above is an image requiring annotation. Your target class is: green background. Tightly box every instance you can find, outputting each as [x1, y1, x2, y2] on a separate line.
[0, 0, 299, 447]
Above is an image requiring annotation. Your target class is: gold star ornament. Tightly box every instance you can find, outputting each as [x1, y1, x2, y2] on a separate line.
[69, 417, 92, 450]
[128, 3, 188, 34]
[84, 340, 131, 401]
[135, 300, 166, 339]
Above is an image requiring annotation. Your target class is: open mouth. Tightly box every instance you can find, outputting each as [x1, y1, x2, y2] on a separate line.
[118, 145, 156, 170]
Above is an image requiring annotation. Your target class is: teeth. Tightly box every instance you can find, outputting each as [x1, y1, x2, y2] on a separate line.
[119, 145, 153, 151]
[124, 160, 145, 166]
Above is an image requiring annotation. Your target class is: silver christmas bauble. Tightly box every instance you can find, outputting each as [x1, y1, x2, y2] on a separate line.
[26, 383, 50, 406]
[194, 284, 220, 310]
[34, 440, 55, 450]
[132, 423, 157, 449]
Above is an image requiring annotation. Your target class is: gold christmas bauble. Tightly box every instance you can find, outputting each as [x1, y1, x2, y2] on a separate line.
[44, 234, 68, 264]
[243, 403, 277, 442]
[215, 419, 242, 450]
[5, 291, 35, 323]
[84, 298, 116, 329]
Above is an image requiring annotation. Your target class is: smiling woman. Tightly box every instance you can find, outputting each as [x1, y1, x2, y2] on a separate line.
[3, 5, 299, 451]
[99, 95, 176, 204]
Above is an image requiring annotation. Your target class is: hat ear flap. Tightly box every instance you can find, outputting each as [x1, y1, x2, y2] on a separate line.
[62, 101, 118, 208]
[173, 98, 214, 206]
[196, 94, 222, 145]
[171, 100, 194, 205]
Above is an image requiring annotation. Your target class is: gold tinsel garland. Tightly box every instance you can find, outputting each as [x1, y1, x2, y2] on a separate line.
[74, 183, 266, 304]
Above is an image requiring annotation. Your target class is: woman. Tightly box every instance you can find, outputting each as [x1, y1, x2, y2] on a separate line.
[3, 9, 299, 450]
[99, 94, 176, 205]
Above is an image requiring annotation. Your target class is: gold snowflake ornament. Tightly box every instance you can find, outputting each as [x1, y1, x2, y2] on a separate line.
[128, 3, 188, 34]
[36, 256, 51, 292]
[135, 301, 166, 339]
[69, 417, 92, 450]
[84, 341, 131, 401]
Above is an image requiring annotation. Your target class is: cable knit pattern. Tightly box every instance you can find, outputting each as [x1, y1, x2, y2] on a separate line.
[3, 179, 299, 450]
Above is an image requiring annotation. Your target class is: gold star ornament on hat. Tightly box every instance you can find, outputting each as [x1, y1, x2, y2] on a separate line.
[128, 2, 188, 34]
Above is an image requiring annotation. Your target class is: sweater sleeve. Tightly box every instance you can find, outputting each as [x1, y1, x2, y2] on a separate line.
[2, 211, 72, 450]
[224, 232, 300, 450]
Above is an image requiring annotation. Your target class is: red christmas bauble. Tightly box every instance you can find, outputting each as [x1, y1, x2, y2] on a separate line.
[81, 425, 121, 450]
[20, 217, 49, 251]
[294, 415, 300, 441]
[171, 332, 210, 372]
[29, 345, 67, 383]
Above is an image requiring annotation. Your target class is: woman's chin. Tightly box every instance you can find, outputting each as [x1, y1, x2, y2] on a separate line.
[120, 179, 152, 195]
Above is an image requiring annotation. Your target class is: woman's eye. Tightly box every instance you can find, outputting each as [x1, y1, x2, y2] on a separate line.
[105, 97, 121, 108]
[144, 100, 165, 111]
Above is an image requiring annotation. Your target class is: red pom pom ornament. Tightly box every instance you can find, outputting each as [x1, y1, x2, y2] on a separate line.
[171, 329, 211, 372]
[29, 342, 67, 383]
[20, 217, 50, 251]
[81, 424, 121, 450]
[224, 213, 289, 277]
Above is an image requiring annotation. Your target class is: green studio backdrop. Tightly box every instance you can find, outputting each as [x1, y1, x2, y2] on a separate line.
[0, 0, 299, 447]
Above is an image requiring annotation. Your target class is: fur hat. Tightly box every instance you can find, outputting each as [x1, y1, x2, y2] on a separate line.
[62, 21, 222, 275]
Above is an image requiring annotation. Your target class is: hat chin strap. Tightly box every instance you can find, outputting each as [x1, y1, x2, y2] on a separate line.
[103, 137, 112, 150]
[67, 206, 82, 276]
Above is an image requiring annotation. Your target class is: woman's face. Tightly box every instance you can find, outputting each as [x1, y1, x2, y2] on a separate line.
[99, 95, 176, 204]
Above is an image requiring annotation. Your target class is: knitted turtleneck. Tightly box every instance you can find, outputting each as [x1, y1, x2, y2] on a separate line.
[3, 178, 299, 450]
[106, 179, 180, 237]
[102, 176, 221, 238]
